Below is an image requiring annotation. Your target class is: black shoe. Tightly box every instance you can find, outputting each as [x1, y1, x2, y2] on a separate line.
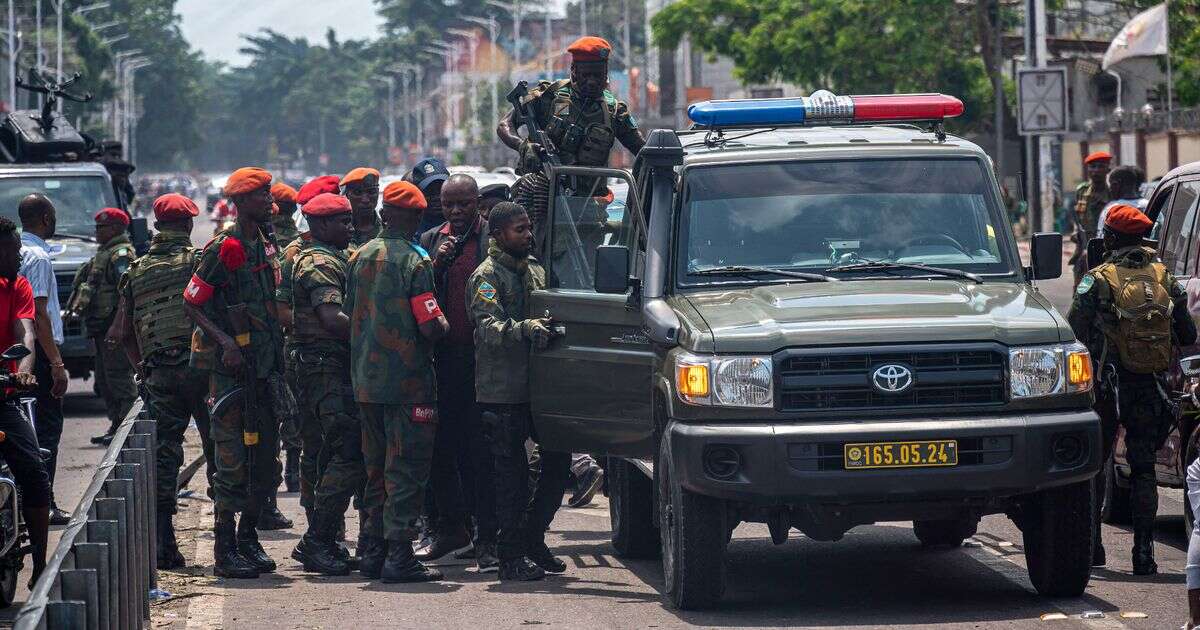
[1132, 519, 1158, 576]
[291, 537, 309, 564]
[498, 557, 545, 582]
[476, 543, 499, 573]
[257, 498, 293, 531]
[284, 449, 300, 493]
[381, 540, 443, 583]
[358, 536, 386, 579]
[90, 431, 115, 446]
[214, 514, 259, 579]
[237, 516, 277, 573]
[568, 466, 605, 508]
[48, 505, 70, 526]
[1091, 542, 1106, 567]
[157, 514, 186, 570]
[526, 541, 566, 574]
[454, 543, 477, 560]
[413, 527, 470, 562]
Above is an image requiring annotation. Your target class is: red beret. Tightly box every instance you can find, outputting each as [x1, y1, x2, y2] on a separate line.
[1084, 151, 1113, 164]
[152, 193, 199, 221]
[223, 167, 272, 196]
[381, 181, 427, 210]
[296, 175, 341, 205]
[567, 36, 612, 63]
[271, 182, 298, 204]
[1104, 204, 1153, 235]
[340, 167, 381, 188]
[94, 207, 130, 227]
[302, 192, 352, 217]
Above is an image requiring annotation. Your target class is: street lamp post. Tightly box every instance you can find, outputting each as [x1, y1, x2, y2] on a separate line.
[463, 15, 500, 135]
[448, 28, 478, 145]
[372, 76, 396, 150]
[423, 44, 454, 147]
[112, 49, 143, 139]
[69, 1, 112, 113]
[487, 0, 522, 70]
[124, 59, 151, 163]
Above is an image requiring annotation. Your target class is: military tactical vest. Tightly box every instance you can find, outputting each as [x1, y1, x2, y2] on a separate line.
[542, 80, 616, 167]
[1096, 260, 1174, 374]
[80, 234, 133, 335]
[128, 245, 197, 363]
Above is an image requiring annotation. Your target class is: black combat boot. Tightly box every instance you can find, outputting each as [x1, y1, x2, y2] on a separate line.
[357, 534, 386, 579]
[380, 540, 443, 583]
[292, 506, 315, 562]
[284, 448, 300, 493]
[498, 556, 545, 582]
[525, 533, 566, 574]
[157, 512, 185, 570]
[475, 542, 499, 573]
[1132, 518, 1158, 576]
[257, 495, 293, 531]
[298, 509, 349, 576]
[237, 512, 277, 573]
[213, 512, 259, 579]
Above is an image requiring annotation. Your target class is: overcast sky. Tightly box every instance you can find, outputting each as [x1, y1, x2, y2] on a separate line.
[177, 0, 385, 67]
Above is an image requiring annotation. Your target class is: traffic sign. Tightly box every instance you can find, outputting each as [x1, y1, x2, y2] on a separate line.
[1017, 68, 1068, 135]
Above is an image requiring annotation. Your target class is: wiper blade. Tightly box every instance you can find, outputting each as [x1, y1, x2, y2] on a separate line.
[691, 265, 836, 282]
[52, 232, 96, 242]
[826, 261, 982, 284]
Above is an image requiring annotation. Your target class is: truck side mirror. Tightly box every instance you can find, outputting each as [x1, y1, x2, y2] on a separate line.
[1029, 232, 1062, 280]
[130, 216, 150, 256]
[1086, 237, 1106, 270]
[594, 245, 631, 294]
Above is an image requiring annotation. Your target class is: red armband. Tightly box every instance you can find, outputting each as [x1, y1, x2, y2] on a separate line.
[410, 291, 443, 325]
[183, 274, 215, 306]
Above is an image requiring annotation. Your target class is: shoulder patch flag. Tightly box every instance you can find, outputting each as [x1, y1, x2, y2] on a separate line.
[477, 281, 497, 303]
[1076, 274, 1095, 295]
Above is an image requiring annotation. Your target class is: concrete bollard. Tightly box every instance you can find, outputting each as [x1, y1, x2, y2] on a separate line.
[98, 490, 133, 630]
[73, 543, 111, 630]
[86, 520, 120, 630]
[45, 600, 86, 629]
[60, 568, 98, 630]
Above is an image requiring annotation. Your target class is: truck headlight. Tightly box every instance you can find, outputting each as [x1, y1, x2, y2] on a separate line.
[675, 353, 774, 408]
[1009, 342, 1092, 399]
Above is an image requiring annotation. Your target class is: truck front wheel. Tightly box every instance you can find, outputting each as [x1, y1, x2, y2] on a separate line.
[1021, 480, 1094, 597]
[609, 457, 660, 559]
[658, 432, 726, 610]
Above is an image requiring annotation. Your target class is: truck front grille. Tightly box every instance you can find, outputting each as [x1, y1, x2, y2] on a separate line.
[776, 344, 1007, 413]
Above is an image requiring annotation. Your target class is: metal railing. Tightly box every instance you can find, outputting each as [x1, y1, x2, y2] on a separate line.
[15, 399, 158, 629]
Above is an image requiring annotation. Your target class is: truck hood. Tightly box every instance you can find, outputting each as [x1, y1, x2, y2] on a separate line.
[47, 238, 98, 273]
[681, 279, 1068, 353]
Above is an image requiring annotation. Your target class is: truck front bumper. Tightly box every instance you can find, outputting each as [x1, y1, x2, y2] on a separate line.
[667, 409, 1100, 505]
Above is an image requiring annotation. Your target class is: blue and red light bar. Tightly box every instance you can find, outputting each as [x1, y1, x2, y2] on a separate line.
[687, 90, 965, 128]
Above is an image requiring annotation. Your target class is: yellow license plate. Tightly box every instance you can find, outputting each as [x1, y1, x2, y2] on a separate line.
[844, 440, 958, 470]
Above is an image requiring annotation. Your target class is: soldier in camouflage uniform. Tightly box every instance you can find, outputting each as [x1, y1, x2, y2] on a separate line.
[340, 168, 381, 248]
[467, 202, 567, 582]
[345, 180, 448, 582]
[111, 193, 213, 569]
[66, 208, 137, 445]
[183, 167, 285, 579]
[1070, 204, 1197, 575]
[498, 35, 645, 256]
[1070, 151, 1113, 285]
[270, 182, 301, 247]
[287, 192, 361, 575]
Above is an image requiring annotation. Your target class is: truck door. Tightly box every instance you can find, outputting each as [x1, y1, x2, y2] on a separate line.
[528, 166, 655, 457]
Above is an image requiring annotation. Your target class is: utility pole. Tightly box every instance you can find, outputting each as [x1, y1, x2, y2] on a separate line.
[992, 0, 1004, 178]
[36, 0, 42, 108]
[543, 12, 551, 79]
[580, 0, 587, 37]
[1024, 0, 1040, 232]
[487, 1, 522, 71]
[372, 76, 396, 149]
[7, 0, 14, 109]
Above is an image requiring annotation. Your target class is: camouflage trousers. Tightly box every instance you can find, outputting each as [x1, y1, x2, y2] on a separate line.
[280, 349, 303, 450]
[208, 373, 281, 514]
[360, 402, 436, 541]
[93, 336, 136, 431]
[144, 361, 213, 515]
[293, 348, 363, 517]
[1097, 379, 1173, 522]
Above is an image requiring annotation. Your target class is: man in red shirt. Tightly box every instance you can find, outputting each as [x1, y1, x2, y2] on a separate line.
[0, 216, 50, 587]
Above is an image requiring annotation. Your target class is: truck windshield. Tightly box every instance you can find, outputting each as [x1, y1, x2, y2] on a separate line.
[678, 158, 1016, 285]
[0, 175, 115, 236]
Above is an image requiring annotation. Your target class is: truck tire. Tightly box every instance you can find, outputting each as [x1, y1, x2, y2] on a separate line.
[1100, 455, 1132, 525]
[913, 517, 978, 548]
[610, 457, 660, 559]
[658, 432, 726, 610]
[1021, 480, 1093, 597]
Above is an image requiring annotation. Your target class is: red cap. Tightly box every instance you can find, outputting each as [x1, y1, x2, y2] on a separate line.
[1104, 204, 1153, 235]
[223, 167, 272, 196]
[1084, 151, 1113, 164]
[567, 36, 612, 63]
[152, 193, 199, 221]
[296, 175, 341, 205]
[381, 181, 427, 210]
[94, 207, 130, 227]
[302, 192, 352, 217]
[271, 182, 298, 204]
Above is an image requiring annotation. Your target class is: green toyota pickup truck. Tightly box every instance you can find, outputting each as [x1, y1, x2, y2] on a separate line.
[526, 92, 1100, 609]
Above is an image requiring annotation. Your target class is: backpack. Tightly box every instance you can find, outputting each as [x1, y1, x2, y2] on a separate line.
[1096, 261, 1174, 374]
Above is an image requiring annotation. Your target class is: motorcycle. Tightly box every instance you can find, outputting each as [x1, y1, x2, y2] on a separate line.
[0, 343, 38, 607]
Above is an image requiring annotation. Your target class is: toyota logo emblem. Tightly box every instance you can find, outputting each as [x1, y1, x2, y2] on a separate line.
[872, 364, 913, 393]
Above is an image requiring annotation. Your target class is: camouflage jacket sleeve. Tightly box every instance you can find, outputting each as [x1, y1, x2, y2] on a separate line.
[107, 245, 134, 288]
[1067, 272, 1108, 356]
[187, 236, 232, 320]
[467, 268, 526, 348]
[1167, 271, 1198, 347]
[612, 99, 645, 154]
[295, 250, 345, 309]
